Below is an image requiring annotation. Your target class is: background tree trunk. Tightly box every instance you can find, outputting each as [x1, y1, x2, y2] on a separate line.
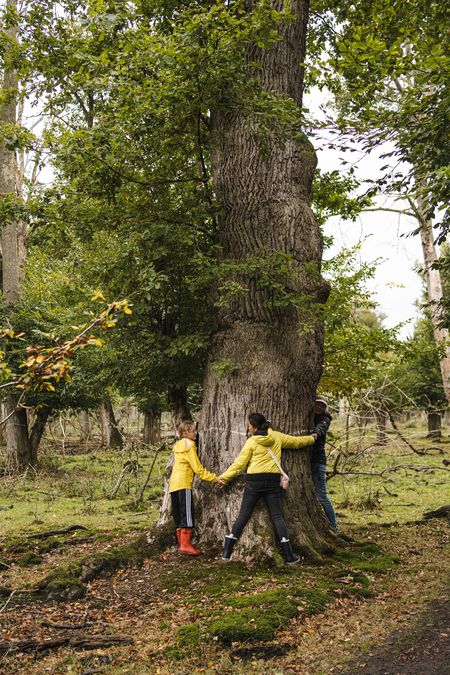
[158, 0, 333, 559]
[79, 411, 91, 443]
[101, 396, 123, 449]
[4, 403, 31, 471]
[413, 191, 450, 403]
[142, 410, 161, 445]
[427, 412, 441, 439]
[0, 0, 31, 470]
[29, 407, 51, 464]
[167, 386, 191, 426]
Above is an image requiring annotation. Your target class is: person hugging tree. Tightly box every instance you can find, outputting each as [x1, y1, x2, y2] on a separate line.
[169, 420, 223, 555]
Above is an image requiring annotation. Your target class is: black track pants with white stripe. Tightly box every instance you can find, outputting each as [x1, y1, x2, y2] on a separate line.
[171, 489, 195, 528]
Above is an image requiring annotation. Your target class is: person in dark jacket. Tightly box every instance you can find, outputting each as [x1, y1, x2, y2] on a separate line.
[312, 396, 338, 530]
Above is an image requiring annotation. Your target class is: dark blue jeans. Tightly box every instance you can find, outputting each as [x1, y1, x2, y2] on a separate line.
[231, 474, 289, 541]
[312, 463, 337, 530]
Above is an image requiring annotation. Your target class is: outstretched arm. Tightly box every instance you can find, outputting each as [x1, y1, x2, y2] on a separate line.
[219, 439, 253, 483]
[187, 445, 218, 483]
[278, 431, 316, 449]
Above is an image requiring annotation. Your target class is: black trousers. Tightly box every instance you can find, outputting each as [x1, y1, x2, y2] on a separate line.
[230, 474, 289, 541]
[171, 489, 195, 528]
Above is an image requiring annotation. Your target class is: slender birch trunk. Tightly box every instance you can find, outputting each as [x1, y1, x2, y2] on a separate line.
[412, 190, 450, 403]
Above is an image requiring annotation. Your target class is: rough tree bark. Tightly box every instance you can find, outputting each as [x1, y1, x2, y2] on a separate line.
[0, 0, 32, 470]
[158, 0, 333, 558]
[101, 396, 123, 449]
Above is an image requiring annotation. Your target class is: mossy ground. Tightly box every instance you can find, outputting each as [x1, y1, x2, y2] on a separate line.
[0, 420, 449, 673]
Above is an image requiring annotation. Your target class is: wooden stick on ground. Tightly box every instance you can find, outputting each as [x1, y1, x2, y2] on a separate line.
[26, 525, 89, 539]
[41, 619, 91, 630]
[0, 634, 133, 655]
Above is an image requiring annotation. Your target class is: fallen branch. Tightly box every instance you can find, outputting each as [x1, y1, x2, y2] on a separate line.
[0, 591, 15, 614]
[41, 619, 91, 630]
[387, 411, 425, 455]
[0, 634, 133, 655]
[110, 461, 139, 498]
[422, 505, 450, 521]
[26, 525, 89, 540]
[334, 464, 450, 479]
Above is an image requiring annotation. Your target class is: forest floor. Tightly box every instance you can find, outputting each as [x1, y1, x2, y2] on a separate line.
[0, 427, 449, 673]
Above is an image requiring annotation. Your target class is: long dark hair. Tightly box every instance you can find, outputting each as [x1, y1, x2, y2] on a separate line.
[248, 412, 271, 433]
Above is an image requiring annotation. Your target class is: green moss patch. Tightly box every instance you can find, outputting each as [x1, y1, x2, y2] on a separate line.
[330, 541, 398, 573]
[32, 524, 174, 601]
[173, 585, 333, 650]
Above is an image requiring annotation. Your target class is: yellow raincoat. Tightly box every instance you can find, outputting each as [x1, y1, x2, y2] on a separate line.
[169, 438, 218, 493]
[220, 429, 315, 483]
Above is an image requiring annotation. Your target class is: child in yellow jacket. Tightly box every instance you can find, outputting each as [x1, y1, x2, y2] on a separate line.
[169, 420, 220, 555]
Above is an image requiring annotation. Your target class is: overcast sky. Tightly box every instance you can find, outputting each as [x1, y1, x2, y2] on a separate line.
[308, 89, 425, 341]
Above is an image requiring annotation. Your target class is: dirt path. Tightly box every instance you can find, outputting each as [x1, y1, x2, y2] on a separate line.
[341, 596, 450, 674]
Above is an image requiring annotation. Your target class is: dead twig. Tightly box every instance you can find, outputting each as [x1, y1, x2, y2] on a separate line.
[387, 410, 426, 455]
[0, 591, 16, 614]
[134, 443, 166, 505]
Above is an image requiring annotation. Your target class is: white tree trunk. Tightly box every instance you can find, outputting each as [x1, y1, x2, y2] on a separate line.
[415, 193, 450, 402]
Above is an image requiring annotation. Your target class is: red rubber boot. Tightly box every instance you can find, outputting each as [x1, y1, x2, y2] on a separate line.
[179, 528, 202, 555]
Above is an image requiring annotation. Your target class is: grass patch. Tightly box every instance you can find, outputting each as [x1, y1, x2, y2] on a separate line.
[0, 447, 170, 535]
[330, 541, 398, 573]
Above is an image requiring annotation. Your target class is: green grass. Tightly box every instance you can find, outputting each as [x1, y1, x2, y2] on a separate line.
[0, 445, 169, 535]
[326, 421, 450, 526]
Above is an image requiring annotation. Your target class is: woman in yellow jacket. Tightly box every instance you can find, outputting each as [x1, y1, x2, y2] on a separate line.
[220, 412, 316, 564]
[170, 420, 220, 555]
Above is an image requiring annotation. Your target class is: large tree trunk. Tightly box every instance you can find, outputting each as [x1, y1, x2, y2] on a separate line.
[158, 1, 333, 559]
[414, 192, 450, 403]
[101, 396, 123, 449]
[0, 0, 31, 470]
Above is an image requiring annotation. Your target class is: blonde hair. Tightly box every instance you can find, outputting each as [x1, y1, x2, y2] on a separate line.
[177, 420, 196, 438]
